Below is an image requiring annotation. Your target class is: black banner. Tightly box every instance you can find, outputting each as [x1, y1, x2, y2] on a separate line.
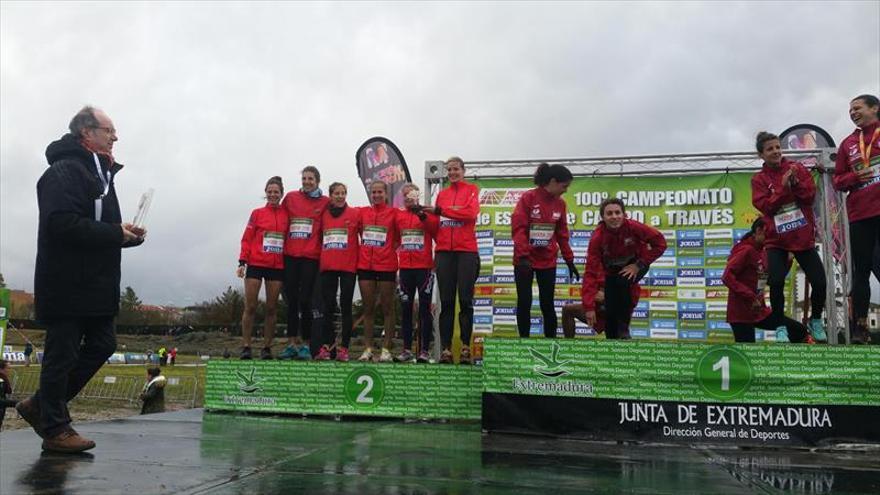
[355, 137, 412, 208]
[482, 393, 880, 447]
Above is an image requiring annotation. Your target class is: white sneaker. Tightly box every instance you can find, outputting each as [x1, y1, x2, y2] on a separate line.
[378, 348, 393, 363]
[357, 348, 374, 362]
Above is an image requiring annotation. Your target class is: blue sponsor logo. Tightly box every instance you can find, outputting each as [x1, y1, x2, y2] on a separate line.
[706, 278, 725, 287]
[679, 230, 704, 239]
[708, 321, 731, 330]
[651, 319, 677, 329]
[677, 268, 704, 277]
[733, 228, 749, 241]
[706, 268, 724, 278]
[677, 257, 704, 267]
[494, 275, 515, 284]
[474, 299, 492, 306]
[476, 275, 492, 284]
[651, 278, 676, 286]
[631, 329, 650, 338]
[474, 316, 493, 325]
[493, 307, 517, 315]
[555, 276, 570, 285]
[677, 302, 706, 311]
[476, 230, 494, 239]
[651, 269, 675, 278]
[677, 239, 704, 248]
[636, 301, 649, 311]
[479, 247, 493, 256]
[632, 309, 649, 319]
[706, 247, 731, 257]
[679, 330, 707, 339]
[571, 230, 592, 239]
[494, 239, 514, 247]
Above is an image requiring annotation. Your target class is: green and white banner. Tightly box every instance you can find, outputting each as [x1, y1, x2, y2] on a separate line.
[205, 360, 482, 419]
[471, 172, 796, 341]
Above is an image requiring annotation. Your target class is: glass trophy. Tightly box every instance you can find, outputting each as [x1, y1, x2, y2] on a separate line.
[132, 188, 154, 229]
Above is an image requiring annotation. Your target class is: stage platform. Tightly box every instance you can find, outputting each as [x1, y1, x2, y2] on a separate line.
[1, 408, 879, 494]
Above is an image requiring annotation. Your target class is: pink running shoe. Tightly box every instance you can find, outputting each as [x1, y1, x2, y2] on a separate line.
[336, 347, 350, 362]
[315, 345, 332, 361]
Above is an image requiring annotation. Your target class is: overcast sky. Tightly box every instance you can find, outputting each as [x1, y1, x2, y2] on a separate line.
[1, 1, 878, 306]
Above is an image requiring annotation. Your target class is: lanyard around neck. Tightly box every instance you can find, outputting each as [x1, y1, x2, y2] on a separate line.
[859, 127, 880, 169]
[92, 153, 110, 221]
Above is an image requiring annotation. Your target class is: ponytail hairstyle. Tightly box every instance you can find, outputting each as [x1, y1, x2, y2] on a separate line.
[533, 163, 574, 186]
[755, 131, 779, 154]
[740, 217, 766, 242]
[265, 175, 284, 195]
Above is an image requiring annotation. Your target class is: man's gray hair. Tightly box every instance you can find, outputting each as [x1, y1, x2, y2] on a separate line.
[68, 106, 100, 137]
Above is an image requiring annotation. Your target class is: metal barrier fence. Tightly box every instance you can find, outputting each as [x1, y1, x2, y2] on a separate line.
[8, 370, 199, 408]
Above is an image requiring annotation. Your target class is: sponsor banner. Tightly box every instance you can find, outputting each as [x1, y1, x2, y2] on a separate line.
[206, 361, 482, 419]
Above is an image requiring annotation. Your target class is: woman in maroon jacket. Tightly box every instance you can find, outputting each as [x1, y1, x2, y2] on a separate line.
[751, 131, 826, 343]
[512, 163, 578, 338]
[723, 219, 808, 343]
[357, 181, 400, 363]
[581, 198, 667, 339]
[315, 183, 361, 362]
[834, 94, 880, 343]
[237, 176, 288, 360]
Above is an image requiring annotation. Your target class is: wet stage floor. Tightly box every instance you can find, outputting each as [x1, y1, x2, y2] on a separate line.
[1, 409, 878, 494]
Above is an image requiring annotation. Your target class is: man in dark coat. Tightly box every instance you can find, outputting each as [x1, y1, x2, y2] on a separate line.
[16, 106, 146, 453]
[139, 367, 166, 415]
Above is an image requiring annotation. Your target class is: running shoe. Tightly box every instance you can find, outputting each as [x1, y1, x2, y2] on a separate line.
[439, 349, 453, 364]
[278, 345, 298, 360]
[240, 346, 252, 360]
[296, 346, 312, 361]
[459, 346, 472, 365]
[852, 322, 872, 344]
[336, 347, 350, 362]
[395, 350, 414, 363]
[416, 351, 430, 363]
[358, 348, 374, 362]
[378, 348, 393, 363]
[260, 347, 273, 360]
[315, 345, 332, 361]
[775, 326, 789, 343]
[809, 319, 827, 342]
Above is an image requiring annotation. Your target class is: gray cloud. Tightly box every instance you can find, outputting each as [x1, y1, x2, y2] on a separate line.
[2, 1, 878, 305]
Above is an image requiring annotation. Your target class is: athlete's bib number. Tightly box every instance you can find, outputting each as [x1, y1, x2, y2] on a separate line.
[323, 228, 348, 250]
[529, 223, 554, 247]
[262, 231, 284, 254]
[773, 203, 807, 234]
[440, 215, 463, 228]
[855, 162, 880, 191]
[401, 229, 424, 251]
[363, 226, 388, 247]
[289, 218, 314, 239]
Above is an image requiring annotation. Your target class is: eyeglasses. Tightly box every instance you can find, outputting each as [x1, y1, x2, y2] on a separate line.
[91, 126, 117, 135]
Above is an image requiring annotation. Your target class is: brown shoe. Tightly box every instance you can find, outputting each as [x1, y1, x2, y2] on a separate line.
[15, 397, 45, 439]
[459, 346, 472, 365]
[42, 430, 96, 453]
[439, 349, 453, 364]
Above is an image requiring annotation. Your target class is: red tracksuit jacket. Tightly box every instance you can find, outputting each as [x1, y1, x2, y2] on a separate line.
[357, 203, 399, 272]
[723, 236, 772, 324]
[319, 205, 361, 273]
[511, 187, 574, 269]
[834, 121, 880, 223]
[434, 180, 480, 253]
[281, 190, 330, 260]
[239, 203, 288, 270]
[395, 209, 439, 270]
[751, 158, 817, 252]
[581, 219, 667, 311]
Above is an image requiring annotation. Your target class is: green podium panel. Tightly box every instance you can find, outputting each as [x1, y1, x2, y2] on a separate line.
[481, 338, 880, 446]
[205, 360, 482, 420]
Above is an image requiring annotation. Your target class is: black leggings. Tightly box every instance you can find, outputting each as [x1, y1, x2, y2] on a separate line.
[515, 267, 557, 338]
[320, 271, 356, 349]
[604, 274, 636, 340]
[284, 256, 319, 339]
[850, 216, 880, 319]
[399, 269, 434, 352]
[767, 248, 826, 321]
[730, 314, 808, 343]
[435, 251, 480, 349]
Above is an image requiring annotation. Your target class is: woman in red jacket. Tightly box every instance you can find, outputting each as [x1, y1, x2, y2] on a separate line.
[315, 183, 361, 362]
[237, 176, 288, 360]
[581, 198, 667, 339]
[512, 163, 579, 338]
[395, 183, 439, 363]
[357, 181, 400, 363]
[279, 166, 329, 360]
[423, 156, 480, 364]
[834, 94, 880, 343]
[723, 219, 808, 343]
[751, 131, 826, 343]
